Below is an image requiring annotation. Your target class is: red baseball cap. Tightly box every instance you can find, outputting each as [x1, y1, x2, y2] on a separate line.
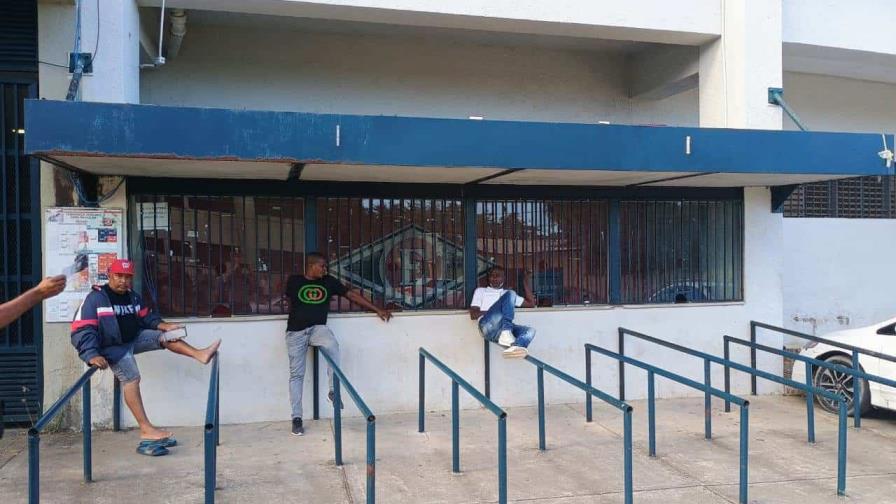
[108, 259, 136, 276]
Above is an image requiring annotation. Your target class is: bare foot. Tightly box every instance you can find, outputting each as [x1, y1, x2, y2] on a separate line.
[198, 339, 222, 364]
[140, 426, 173, 441]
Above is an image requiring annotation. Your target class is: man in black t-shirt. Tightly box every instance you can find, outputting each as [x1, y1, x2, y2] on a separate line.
[284, 252, 392, 436]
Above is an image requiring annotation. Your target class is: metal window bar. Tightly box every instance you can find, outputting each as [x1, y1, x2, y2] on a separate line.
[749, 320, 896, 428]
[617, 326, 851, 495]
[204, 353, 221, 504]
[317, 348, 376, 504]
[28, 366, 98, 504]
[784, 176, 896, 218]
[585, 343, 749, 504]
[417, 347, 507, 504]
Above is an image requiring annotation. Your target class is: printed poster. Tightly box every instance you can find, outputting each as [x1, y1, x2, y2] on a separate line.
[44, 207, 125, 322]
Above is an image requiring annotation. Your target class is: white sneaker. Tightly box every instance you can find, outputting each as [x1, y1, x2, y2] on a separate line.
[503, 346, 528, 359]
[497, 330, 515, 347]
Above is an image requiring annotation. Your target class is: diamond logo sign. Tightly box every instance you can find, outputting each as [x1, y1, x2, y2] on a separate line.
[330, 224, 490, 309]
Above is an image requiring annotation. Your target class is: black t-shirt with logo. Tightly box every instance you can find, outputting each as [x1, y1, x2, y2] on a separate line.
[102, 284, 139, 344]
[285, 275, 348, 331]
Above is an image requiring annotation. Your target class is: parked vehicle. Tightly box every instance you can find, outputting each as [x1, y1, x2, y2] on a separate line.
[791, 317, 896, 415]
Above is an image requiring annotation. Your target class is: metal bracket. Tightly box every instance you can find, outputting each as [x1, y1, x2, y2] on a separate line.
[768, 87, 808, 132]
[770, 184, 798, 213]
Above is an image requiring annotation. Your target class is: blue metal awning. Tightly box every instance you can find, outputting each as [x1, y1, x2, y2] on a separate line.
[25, 99, 893, 187]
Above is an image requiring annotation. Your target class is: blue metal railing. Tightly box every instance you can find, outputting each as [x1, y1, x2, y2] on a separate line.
[750, 320, 896, 428]
[204, 353, 220, 504]
[318, 349, 376, 504]
[618, 327, 851, 495]
[418, 347, 508, 504]
[725, 335, 896, 428]
[586, 343, 750, 504]
[524, 352, 635, 504]
[28, 366, 98, 504]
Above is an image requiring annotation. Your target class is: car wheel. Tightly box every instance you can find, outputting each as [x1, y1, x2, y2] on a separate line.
[812, 354, 872, 416]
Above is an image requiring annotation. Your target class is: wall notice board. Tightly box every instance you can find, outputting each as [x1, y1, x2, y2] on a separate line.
[44, 207, 125, 322]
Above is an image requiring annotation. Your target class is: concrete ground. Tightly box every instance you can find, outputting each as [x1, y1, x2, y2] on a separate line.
[1, 396, 895, 503]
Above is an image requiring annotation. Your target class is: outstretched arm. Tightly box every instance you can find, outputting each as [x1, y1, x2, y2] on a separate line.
[345, 290, 392, 322]
[520, 270, 536, 308]
[1, 276, 65, 330]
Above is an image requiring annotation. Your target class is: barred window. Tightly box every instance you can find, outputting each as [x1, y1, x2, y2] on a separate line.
[133, 195, 304, 317]
[319, 197, 465, 312]
[475, 200, 609, 306]
[620, 200, 743, 304]
[784, 176, 895, 218]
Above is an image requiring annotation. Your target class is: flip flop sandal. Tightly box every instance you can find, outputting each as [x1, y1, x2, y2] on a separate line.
[136, 443, 169, 456]
[139, 437, 177, 448]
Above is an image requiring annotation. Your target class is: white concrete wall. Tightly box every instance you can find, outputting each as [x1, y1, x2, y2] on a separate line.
[782, 72, 896, 133]
[140, 24, 698, 126]
[783, 219, 896, 343]
[117, 189, 782, 427]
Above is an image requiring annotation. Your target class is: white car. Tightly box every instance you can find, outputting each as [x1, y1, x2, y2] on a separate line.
[790, 317, 896, 415]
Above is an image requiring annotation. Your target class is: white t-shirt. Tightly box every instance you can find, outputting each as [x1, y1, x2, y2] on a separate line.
[470, 286, 523, 316]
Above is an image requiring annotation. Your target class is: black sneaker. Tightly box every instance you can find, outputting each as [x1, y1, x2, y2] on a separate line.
[291, 417, 304, 436]
[327, 390, 345, 409]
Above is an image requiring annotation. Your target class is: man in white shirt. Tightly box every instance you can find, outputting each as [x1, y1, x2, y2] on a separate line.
[469, 266, 536, 358]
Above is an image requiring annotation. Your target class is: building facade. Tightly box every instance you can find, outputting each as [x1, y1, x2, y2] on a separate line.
[6, 0, 894, 428]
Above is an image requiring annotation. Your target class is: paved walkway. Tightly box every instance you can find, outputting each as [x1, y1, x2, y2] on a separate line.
[1, 396, 895, 503]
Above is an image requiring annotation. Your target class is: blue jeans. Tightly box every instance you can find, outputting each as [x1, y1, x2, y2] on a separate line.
[478, 292, 535, 348]
[286, 325, 340, 419]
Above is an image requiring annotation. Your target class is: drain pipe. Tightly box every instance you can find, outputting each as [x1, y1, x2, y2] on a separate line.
[767, 88, 807, 132]
[167, 9, 187, 59]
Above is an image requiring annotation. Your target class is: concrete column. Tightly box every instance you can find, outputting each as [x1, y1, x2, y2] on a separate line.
[78, 0, 141, 103]
[698, 0, 782, 129]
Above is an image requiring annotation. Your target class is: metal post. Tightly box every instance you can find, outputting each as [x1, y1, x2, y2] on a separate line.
[723, 339, 731, 413]
[623, 408, 633, 504]
[750, 323, 757, 396]
[215, 361, 220, 447]
[82, 379, 92, 483]
[313, 347, 320, 420]
[585, 348, 593, 422]
[618, 328, 626, 401]
[28, 432, 39, 504]
[704, 358, 712, 440]
[537, 367, 546, 451]
[452, 381, 460, 473]
[418, 354, 425, 433]
[852, 351, 861, 428]
[334, 375, 343, 466]
[484, 338, 491, 399]
[805, 361, 815, 443]
[647, 370, 656, 457]
[498, 417, 507, 504]
[204, 425, 215, 504]
[367, 420, 376, 504]
[739, 405, 749, 504]
[837, 401, 847, 496]
[113, 377, 121, 432]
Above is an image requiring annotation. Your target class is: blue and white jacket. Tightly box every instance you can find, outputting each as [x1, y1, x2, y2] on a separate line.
[70, 285, 162, 364]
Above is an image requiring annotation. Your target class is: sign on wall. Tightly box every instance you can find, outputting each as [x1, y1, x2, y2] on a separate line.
[44, 207, 125, 322]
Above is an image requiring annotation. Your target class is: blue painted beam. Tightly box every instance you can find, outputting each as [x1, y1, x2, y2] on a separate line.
[25, 99, 892, 177]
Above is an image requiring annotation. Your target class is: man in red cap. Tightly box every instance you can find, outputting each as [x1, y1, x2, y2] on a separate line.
[71, 259, 220, 453]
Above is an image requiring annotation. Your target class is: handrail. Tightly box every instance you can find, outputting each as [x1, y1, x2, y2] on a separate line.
[750, 320, 896, 428]
[204, 353, 220, 504]
[319, 349, 376, 504]
[586, 343, 749, 504]
[418, 347, 507, 504]
[28, 366, 98, 503]
[616, 327, 850, 495]
[725, 335, 896, 434]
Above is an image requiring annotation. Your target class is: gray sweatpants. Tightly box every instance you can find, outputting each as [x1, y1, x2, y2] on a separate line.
[286, 325, 340, 419]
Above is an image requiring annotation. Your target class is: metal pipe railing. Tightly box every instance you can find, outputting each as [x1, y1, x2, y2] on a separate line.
[725, 335, 896, 433]
[750, 320, 896, 428]
[523, 352, 635, 504]
[204, 353, 220, 504]
[318, 349, 376, 504]
[586, 343, 750, 504]
[418, 347, 507, 504]
[618, 327, 851, 495]
[28, 366, 98, 504]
